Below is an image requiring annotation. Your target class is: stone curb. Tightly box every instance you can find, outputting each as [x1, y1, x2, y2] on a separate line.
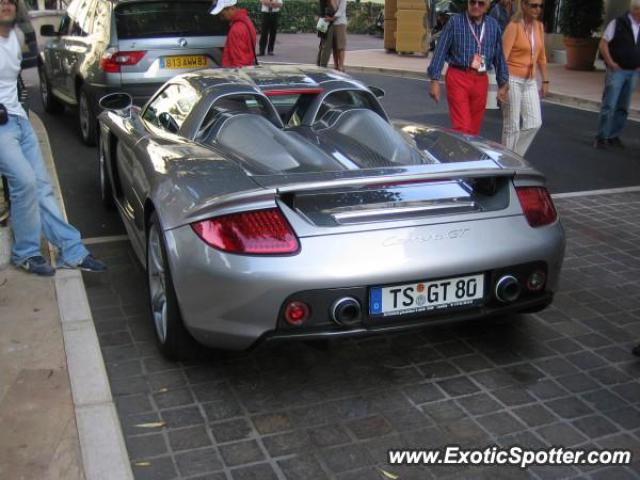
[31, 113, 134, 480]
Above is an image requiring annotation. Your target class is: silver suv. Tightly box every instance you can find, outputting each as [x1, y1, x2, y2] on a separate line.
[37, 0, 227, 145]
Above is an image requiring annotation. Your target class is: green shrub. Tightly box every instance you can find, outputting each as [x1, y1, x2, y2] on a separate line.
[237, 0, 383, 34]
[558, 0, 603, 38]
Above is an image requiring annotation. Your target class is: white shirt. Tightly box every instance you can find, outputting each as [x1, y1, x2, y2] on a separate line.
[260, 0, 282, 13]
[603, 13, 640, 43]
[0, 29, 26, 118]
[333, 0, 347, 26]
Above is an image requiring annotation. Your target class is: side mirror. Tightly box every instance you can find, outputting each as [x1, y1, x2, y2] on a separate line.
[99, 93, 133, 116]
[40, 25, 57, 37]
[368, 86, 385, 98]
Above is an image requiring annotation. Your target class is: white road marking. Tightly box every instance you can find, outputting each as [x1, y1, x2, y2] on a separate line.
[82, 235, 129, 245]
[552, 185, 640, 199]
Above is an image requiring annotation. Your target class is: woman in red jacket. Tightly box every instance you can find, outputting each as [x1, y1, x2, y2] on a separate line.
[211, 0, 258, 67]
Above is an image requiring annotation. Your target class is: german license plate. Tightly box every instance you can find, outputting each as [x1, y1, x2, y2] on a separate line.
[161, 55, 207, 69]
[369, 273, 484, 317]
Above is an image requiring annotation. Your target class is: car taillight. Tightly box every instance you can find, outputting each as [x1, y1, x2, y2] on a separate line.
[100, 50, 146, 73]
[516, 186, 557, 227]
[191, 208, 299, 255]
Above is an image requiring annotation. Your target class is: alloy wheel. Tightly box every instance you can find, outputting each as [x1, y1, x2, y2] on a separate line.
[79, 92, 90, 140]
[148, 226, 168, 344]
[39, 69, 48, 107]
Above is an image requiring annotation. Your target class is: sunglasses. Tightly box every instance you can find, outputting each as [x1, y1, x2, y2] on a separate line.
[468, 0, 486, 6]
[527, 3, 543, 8]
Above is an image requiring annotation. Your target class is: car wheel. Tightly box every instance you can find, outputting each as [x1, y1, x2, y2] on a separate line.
[38, 67, 63, 114]
[78, 87, 97, 146]
[147, 212, 199, 360]
[98, 134, 114, 209]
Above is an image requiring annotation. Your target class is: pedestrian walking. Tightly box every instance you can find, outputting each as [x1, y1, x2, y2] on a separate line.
[210, 0, 258, 68]
[331, 0, 348, 71]
[489, 0, 514, 32]
[427, 0, 509, 136]
[500, 0, 549, 156]
[593, 0, 640, 149]
[316, 0, 336, 67]
[0, 0, 106, 276]
[258, 0, 282, 56]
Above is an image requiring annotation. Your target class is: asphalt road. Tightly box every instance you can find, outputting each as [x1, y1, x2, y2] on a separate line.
[21, 67, 640, 239]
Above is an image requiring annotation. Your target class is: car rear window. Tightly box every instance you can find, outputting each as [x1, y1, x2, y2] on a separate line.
[115, 1, 228, 39]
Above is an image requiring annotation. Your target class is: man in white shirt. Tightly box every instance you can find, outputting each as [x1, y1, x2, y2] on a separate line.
[594, 0, 640, 149]
[258, 0, 283, 56]
[0, 0, 105, 275]
[331, 0, 347, 71]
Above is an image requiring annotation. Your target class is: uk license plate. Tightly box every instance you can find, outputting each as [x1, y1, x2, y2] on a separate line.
[369, 273, 484, 317]
[161, 55, 207, 69]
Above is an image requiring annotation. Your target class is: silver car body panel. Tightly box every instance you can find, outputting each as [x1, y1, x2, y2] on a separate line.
[98, 65, 565, 350]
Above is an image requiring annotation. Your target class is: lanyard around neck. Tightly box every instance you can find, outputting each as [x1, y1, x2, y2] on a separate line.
[523, 21, 535, 60]
[466, 14, 485, 53]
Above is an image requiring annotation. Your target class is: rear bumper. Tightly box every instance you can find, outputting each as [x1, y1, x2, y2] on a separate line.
[260, 293, 554, 344]
[166, 215, 565, 351]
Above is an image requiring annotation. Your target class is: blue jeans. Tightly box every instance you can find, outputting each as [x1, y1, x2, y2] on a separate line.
[596, 69, 639, 140]
[0, 114, 88, 266]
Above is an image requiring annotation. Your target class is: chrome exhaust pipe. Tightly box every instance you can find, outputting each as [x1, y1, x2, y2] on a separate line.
[495, 275, 521, 303]
[331, 297, 362, 326]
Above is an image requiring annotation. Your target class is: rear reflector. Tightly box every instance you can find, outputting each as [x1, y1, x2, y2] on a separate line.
[516, 187, 557, 227]
[284, 301, 310, 326]
[100, 50, 146, 73]
[191, 208, 299, 255]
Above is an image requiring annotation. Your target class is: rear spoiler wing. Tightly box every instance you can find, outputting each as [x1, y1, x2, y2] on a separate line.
[180, 163, 545, 227]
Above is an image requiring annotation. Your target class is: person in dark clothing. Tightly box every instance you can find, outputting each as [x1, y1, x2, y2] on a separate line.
[316, 0, 335, 67]
[488, 0, 513, 32]
[258, 0, 282, 56]
[634, 344, 640, 356]
[593, 0, 640, 149]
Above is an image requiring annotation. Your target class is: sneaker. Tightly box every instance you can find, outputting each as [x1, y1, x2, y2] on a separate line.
[74, 254, 107, 272]
[593, 137, 607, 149]
[257, 51, 265, 56]
[17, 255, 55, 277]
[607, 137, 625, 148]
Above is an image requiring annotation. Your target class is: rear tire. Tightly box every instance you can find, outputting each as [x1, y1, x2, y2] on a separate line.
[146, 212, 200, 361]
[78, 86, 97, 146]
[98, 134, 115, 209]
[38, 67, 63, 114]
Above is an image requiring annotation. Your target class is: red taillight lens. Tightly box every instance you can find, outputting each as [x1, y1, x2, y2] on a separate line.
[191, 208, 299, 255]
[284, 301, 310, 326]
[516, 187, 558, 227]
[100, 51, 146, 73]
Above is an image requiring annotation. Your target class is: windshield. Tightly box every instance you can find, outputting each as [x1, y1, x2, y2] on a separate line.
[115, 1, 228, 39]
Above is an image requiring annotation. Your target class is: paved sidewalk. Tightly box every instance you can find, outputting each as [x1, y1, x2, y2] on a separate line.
[0, 114, 131, 480]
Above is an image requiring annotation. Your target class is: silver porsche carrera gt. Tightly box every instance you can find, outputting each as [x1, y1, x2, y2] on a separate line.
[97, 65, 565, 360]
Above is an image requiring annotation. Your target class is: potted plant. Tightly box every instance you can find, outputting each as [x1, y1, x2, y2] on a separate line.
[558, 0, 604, 70]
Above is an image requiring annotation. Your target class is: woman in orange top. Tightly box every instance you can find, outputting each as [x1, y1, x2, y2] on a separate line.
[501, 0, 549, 156]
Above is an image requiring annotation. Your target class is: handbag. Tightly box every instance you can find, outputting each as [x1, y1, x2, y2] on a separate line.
[316, 17, 329, 34]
